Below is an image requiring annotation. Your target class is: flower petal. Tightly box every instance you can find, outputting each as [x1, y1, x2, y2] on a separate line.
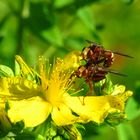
[0, 77, 41, 100]
[111, 85, 126, 95]
[63, 51, 82, 70]
[8, 96, 52, 127]
[63, 93, 130, 124]
[15, 55, 35, 78]
[51, 103, 78, 126]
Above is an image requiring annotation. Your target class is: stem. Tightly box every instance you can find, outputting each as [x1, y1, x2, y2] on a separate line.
[16, 0, 24, 54]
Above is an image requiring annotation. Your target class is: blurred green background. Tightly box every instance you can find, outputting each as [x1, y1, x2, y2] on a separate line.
[0, 0, 140, 140]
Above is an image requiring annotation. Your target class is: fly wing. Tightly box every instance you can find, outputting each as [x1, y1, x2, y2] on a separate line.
[105, 68, 127, 77]
[112, 51, 133, 58]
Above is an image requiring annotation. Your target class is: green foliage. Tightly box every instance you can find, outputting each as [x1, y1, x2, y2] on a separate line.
[0, 0, 139, 140]
[0, 112, 12, 138]
[0, 65, 14, 77]
[117, 123, 137, 140]
[133, 81, 140, 105]
[94, 77, 114, 95]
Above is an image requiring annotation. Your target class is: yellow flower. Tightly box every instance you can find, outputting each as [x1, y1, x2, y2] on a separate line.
[0, 54, 132, 128]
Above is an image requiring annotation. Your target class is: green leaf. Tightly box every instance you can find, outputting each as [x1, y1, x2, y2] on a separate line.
[15, 60, 21, 76]
[53, 136, 63, 140]
[12, 121, 25, 134]
[0, 65, 14, 77]
[14, 55, 39, 80]
[34, 117, 57, 138]
[105, 112, 126, 126]
[25, 2, 53, 32]
[36, 135, 45, 140]
[43, 46, 56, 59]
[0, 110, 12, 138]
[94, 78, 114, 95]
[122, 0, 134, 5]
[125, 97, 140, 120]
[54, 0, 74, 8]
[94, 81, 102, 95]
[133, 81, 140, 105]
[77, 6, 95, 31]
[117, 123, 137, 140]
[41, 26, 63, 47]
[102, 77, 114, 95]
[14, 132, 36, 140]
[57, 125, 82, 140]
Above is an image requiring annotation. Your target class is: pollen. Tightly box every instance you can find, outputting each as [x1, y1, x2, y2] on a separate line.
[40, 58, 74, 107]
